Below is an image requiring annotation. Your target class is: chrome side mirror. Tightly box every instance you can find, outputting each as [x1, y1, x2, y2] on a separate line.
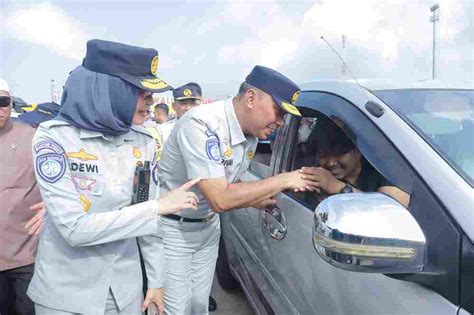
[313, 193, 426, 273]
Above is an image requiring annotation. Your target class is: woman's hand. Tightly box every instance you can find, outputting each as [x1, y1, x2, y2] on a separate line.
[156, 178, 201, 215]
[25, 202, 45, 236]
[142, 287, 164, 315]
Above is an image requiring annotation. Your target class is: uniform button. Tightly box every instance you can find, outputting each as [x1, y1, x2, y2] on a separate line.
[110, 151, 117, 157]
[113, 178, 120, 186]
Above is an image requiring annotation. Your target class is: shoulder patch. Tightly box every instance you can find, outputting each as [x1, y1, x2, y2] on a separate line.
[34, 140, 67, 183]
[205, 138, 221, 161]
[39, 119, 70, 130]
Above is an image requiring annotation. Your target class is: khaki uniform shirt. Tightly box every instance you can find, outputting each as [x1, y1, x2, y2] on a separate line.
[0, 119, 41, 271]
[157, 99, 258, 219]
[27, 120, 164, 313]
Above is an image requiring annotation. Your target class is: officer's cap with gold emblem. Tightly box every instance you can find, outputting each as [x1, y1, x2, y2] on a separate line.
[245, 65, 302, 116]
[172, 82, 202, 101]
[82, 39, 172, 93]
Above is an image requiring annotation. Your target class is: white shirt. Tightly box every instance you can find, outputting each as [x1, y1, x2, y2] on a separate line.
[157, 99, 258, 219]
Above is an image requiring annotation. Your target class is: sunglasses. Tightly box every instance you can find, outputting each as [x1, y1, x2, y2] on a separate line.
[0, 96, 11, 107]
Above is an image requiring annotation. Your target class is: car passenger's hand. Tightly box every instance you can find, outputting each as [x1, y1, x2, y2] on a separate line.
[155, 178, 200, 215]
[25, 202, 45, 236]
[299, 167, 345, 195]
[142, 287, 164, 315]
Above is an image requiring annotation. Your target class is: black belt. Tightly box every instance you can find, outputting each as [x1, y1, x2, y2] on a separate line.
[163, 214, 215, 223]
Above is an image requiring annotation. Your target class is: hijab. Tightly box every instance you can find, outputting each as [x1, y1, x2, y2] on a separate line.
[56, 66, 138, 136]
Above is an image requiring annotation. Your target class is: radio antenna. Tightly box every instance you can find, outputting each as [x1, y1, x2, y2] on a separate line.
[320, 36, 361, 87]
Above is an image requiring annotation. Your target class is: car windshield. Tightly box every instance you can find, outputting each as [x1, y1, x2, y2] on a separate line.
[372, 89, 474, 186]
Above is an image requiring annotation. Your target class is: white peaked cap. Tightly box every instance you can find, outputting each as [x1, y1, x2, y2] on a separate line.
[0, 77, 11, 93]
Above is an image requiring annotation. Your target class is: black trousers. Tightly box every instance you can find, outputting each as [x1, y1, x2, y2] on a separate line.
[0, 264, 35, 315]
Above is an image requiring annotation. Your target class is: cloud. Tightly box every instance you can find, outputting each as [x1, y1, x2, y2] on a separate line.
[210, 0, 472, 85]
[4, 3, 89, 60]
[215, 1, 301, 69]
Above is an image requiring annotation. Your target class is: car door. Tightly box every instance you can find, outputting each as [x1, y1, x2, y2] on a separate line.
[221, 122, 301, 314]
[252, 90, 461, 314]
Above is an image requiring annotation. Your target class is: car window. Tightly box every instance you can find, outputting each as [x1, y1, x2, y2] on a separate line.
[373, 89, 474, 186]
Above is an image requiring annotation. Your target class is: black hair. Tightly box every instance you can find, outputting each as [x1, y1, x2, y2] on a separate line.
[154, 103, 169, 115]
[308, 118, 356, 156]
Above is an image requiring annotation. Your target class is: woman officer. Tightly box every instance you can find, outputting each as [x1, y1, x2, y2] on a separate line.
[27, 39, 198, 315]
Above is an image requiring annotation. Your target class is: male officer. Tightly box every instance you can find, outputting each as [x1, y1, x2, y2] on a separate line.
[161, 82, 202, 143]
[0, 77, 43, 315]
[147, 83, 202, 162]
[157, 65, 318, 314]
[172, 82, 202, 120]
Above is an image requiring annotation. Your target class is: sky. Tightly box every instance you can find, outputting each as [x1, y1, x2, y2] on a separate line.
[1, 0, 473, 103]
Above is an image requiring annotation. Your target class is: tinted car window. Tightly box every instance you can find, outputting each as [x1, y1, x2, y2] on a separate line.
[374, 89, 474, 186]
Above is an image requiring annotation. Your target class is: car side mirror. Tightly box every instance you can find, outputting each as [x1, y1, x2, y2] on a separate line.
[313, 193, 426, 274]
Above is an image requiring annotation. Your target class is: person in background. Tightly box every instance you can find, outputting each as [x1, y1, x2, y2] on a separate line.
[172, 83, 202, 119]
[18, 102, 60, 128]
[146, 103, 170, 161]
[27, 39, 200, 315]
[0, 77, 44, 315]
[146, 83, 203, 163]
[154, 103, 169, 124]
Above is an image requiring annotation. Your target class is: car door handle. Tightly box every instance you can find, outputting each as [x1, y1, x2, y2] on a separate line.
[261, 205, 287, 240]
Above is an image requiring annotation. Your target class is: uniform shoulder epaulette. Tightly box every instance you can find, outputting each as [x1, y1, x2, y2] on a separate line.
[39, 119, 70, 129]
[131, 124, 153, 139]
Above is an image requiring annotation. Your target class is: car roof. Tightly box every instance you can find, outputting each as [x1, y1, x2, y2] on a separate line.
[300, 78, 473, 92]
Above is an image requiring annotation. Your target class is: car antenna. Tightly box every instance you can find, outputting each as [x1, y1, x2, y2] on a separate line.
[320, 36, 362, 87]
[320, 36, 385, 118]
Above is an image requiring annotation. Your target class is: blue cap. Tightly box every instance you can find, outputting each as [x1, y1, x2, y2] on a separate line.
[18, 102, 59, 126]
[82, 39, 172, 93]
[173, 82, 202, 100]
[245, 65, 301, 116]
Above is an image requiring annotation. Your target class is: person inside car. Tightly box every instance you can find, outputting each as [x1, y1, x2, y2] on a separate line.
[299, 117, 410, 207]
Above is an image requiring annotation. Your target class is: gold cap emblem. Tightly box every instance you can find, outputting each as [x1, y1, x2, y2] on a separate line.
[183, 89, 192, 97]
[150, 56, 159, 75]
[291, 91, 301, 104]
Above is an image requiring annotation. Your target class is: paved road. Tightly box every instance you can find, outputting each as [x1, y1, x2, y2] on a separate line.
[210, 275, 255, 315]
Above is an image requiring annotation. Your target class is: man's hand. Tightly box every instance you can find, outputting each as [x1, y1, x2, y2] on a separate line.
[278, 169, 320, 193]
[142, 287, 164, 315]
[299, 167, 345, 195]
[25, 202, 45, 236]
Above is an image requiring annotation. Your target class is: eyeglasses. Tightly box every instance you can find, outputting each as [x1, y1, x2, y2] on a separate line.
[0, 96, 11, 107]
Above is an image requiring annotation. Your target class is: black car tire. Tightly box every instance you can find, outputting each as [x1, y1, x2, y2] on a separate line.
[216, 236, 240, 291]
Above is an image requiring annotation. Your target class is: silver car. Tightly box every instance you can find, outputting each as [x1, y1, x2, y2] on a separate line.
[217, 80, 473, 314]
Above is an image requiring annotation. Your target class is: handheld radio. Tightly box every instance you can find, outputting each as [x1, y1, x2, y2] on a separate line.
[132, 161, 151, 204]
